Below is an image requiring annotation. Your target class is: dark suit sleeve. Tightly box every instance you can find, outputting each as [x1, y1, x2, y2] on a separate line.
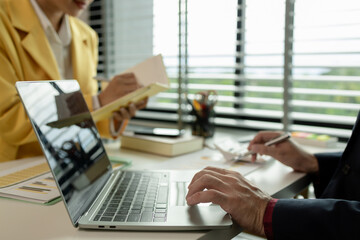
[272, 198, 360, 240]
[313, 152, 342, 197]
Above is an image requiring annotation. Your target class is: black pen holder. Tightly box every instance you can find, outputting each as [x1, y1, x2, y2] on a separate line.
[191, 107, 215, 138]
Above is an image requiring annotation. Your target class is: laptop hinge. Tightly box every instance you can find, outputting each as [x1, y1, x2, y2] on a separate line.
[78, 170, 121, 223]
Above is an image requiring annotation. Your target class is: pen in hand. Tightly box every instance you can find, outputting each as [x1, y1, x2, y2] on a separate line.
[234, 133, 291, 161]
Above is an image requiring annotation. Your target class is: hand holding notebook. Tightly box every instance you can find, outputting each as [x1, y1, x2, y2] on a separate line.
[92, 55, 169, 122]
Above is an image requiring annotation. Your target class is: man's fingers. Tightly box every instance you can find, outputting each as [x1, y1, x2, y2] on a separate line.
[250, 144, 277, 157]
[187, 173, 222, 198]
[186, 189, 226, 206]
[249, 131, 282, 146]
[203, 166, 235, 176]
[187, 171, 236, 199]
[251, 153, 257, 162]
[189, 167, 238, 186]
[188, 168, 218, 186]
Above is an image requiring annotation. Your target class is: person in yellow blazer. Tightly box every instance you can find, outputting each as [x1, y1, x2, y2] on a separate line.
[0, 0, 146, 162]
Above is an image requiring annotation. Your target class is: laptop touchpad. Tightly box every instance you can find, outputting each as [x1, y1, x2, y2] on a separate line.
[170, 181, 187, 206]
[170, 182, 211, 207]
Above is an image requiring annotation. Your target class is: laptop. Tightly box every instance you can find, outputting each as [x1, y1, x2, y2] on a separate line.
[16, 80, 232, 231]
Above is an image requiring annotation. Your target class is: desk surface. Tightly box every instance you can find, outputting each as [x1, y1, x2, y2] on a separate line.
[0, 128, 344, 240]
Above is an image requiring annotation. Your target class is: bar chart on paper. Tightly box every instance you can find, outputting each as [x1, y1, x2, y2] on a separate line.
[0, 157, 60, 204]
[0, 172, 60, 204]
[0, 162, 50, 188]
[17, 177, 57, 194]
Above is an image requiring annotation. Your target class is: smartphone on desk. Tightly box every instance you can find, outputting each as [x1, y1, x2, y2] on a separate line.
[133, 127, 185, 138]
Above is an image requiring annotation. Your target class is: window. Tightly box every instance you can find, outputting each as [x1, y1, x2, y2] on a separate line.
[89, 0, 360, 140]
[290, 0, 360, 138]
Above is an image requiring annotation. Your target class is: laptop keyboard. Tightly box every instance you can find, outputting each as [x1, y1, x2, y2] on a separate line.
[93, 171, 169, 223]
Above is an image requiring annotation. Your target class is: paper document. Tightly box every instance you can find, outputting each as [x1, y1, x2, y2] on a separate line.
[0, 157, 60, 204]
[214, 138, 269, 163]
[0, 172, 60, 204]
[0, 157, 49, 188]
[149, 147, 264, 176]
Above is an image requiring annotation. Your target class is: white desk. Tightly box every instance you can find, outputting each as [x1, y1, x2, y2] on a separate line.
[0, 129, 343, 240]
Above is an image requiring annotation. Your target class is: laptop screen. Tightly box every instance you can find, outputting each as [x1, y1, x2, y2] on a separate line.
[16, 80, 112, 226]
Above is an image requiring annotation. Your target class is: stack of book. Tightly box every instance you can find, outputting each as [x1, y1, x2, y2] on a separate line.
[121, 132, 204, 157]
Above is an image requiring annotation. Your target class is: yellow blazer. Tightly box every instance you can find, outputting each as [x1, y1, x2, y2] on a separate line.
[0, 0, 109, 162]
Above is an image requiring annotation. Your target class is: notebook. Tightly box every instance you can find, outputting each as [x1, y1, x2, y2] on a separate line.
[15, 80, 232, 231]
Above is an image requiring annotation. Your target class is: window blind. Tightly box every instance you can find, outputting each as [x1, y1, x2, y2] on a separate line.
[89, 0, 360, 140]
[89, 0, 105, 76]
[289, 0, 360, 138]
